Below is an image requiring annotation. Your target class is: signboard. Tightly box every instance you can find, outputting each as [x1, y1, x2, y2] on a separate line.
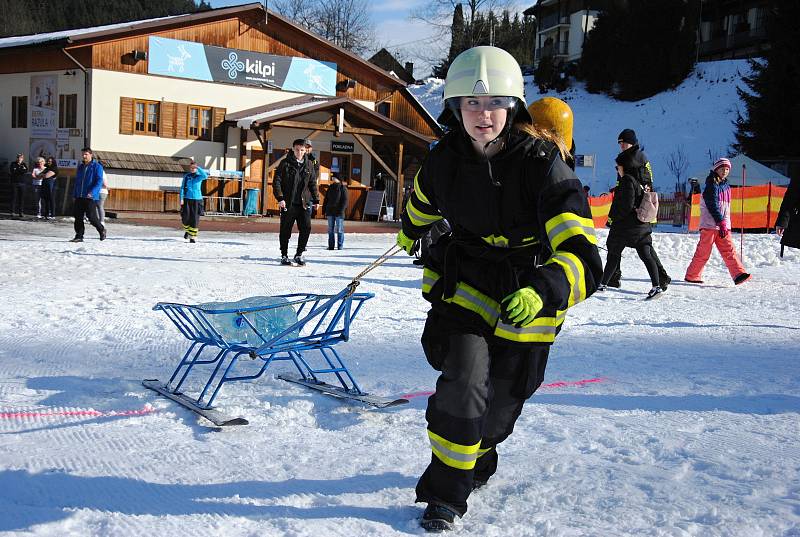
[57, 159, 78, 168]
[575, 154, 595, 167]
[209, 169, 244, 180]
[362, 190, 386, 219]
[331, 141, 354, 153]
[29, 74, 58, 160]
[148, 36, 337, 96]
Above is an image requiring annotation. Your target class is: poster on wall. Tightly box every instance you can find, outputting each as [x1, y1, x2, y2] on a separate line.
[148, 36, 337, 96]
[29, 75, 58, 159]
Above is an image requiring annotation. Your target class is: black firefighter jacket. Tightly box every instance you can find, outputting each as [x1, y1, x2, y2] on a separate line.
[401, 130, 602, 345]
[273, 156, 319, 208]
[777, 175, 800, 253]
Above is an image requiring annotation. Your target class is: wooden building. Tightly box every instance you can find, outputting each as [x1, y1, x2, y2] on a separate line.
[0, 3, 442, 219]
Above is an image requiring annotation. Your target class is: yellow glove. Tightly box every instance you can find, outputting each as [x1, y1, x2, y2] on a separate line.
[396, 229, 420, 256]
[500, 287, 543, 327]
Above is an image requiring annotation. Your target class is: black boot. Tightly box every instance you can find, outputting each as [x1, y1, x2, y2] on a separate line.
[421, 504, 457, 533]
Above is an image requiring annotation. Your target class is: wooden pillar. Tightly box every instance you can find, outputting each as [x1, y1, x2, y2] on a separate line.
[395, 141, 404, 221]
[253, 126, 271, 216]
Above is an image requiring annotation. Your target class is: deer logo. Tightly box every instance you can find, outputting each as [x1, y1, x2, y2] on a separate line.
[167, 45, 191, 73]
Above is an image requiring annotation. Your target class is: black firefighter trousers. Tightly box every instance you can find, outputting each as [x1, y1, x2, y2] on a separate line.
[415, 309, 550, 516]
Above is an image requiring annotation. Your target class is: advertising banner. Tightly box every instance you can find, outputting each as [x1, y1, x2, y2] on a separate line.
[29, 75, 58, 159]
[148, 36, 337, 96]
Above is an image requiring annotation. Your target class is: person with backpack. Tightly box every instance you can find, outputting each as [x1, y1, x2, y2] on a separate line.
[605, 129, 671, 291]
[684, 158, 751, 285]
[597, 147, 663, 299]
[395, 46, 602, 531]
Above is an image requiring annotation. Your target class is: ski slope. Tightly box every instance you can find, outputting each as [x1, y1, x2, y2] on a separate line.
[1, 219, 798, 536]
[409, 59, 753, 194]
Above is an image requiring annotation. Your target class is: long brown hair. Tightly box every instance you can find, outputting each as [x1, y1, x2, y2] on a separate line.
[515, 121, 570, 161]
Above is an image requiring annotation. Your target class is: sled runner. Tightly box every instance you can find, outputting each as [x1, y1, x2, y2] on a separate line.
[146, 249, 409, 425]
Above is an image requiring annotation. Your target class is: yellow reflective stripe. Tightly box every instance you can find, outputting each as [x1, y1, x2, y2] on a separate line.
[477, 446, 493, 457]
[547, 252, 586, 307]
[428, 430, 481, 470]
[413, 170, 431, 205]
[494, 310, 566, 343]
[545, 213, 597, 249]
[422, 268, 440, 293]
[444, 282, 500, 326]
[406, 199, 442, 227]
[481, 234, 510, 248]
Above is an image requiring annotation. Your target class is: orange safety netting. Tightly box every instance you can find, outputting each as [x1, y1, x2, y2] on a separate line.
[688, 183, 788, 231]
[588, 194, 613, 229]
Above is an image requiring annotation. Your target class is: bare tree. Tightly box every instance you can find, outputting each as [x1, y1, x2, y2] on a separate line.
[666, 145, 690, 191]
[270, 0, 375, 56]
[411, 0, 513, 48]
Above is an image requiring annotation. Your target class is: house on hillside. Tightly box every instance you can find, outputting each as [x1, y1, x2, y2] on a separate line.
[697, 0, 770, 60]
[0, 3, 442, 219]
[368, 48, 416, 85]
[524, 0, 607, 68]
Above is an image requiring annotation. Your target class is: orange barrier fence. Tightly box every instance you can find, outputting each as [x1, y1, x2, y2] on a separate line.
[688, 183, 788, 231]
[588, 194, 613, 229]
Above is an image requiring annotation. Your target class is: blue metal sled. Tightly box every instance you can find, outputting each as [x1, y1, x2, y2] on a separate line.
[145, 285, 408, 426]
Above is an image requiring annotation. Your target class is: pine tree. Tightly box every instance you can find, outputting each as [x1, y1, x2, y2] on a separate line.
[734, 4, 800, 158]
[581, 0, 696, 101]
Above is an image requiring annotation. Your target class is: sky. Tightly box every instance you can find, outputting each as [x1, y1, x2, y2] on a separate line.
[206, 0, 529, 78]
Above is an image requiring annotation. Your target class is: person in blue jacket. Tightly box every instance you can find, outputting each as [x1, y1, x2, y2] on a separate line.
[180, 160, 208, 243]
[70, 147, 106, 243]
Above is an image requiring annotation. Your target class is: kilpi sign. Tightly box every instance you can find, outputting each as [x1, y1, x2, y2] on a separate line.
[331, 141, 354, 153]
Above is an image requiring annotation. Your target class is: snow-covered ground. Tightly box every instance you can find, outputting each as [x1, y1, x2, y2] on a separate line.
[1, 218, 798, 536]
[409, 60, 752, 194]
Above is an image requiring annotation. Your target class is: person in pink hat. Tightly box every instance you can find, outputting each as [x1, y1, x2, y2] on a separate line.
[684, 157, 751, 285]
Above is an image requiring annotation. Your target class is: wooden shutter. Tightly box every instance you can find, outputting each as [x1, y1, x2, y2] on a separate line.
[212, 107, 226, 143]
[175, 103, 188, 139]
[250, 150, 264, 180]
[159, 101, 175, 138]
[350, 154, 362, 184]
[319, 151, 332, 179]
[119, 97, 133, 135]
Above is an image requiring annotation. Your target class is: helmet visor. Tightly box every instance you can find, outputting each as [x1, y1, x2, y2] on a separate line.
[459, 96, 517, 113]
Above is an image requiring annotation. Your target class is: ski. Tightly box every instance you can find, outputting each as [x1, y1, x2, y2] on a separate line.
[277, 375, 409, 408]
[142, 379, 249, 426]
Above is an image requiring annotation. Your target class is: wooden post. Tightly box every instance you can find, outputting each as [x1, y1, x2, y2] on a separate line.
[395, 141, 404, 221]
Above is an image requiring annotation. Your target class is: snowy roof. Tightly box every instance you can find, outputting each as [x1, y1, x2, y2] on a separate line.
[689, 154, 791, 186]
[0, 14, 182, 50]
[231, 97, 334, 129]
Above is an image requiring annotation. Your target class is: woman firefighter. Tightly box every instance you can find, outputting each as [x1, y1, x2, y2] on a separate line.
[396, 46, 602, 532]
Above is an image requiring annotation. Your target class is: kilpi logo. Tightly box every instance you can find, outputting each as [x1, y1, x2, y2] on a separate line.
[221, 52, 244, 79]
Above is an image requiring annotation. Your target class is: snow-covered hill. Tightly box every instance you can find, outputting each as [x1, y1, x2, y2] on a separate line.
[408, 60, 752, 194]
[1, 218, 798, 536]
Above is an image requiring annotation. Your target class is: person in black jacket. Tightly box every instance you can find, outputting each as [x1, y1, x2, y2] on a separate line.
[776, 175, 800, 257]
[606, 129, 671, 290]
[396, 46, 602, 532]
[273, 138, 319, 266]
[10, 153, 28, 217]
[321, 173, 348, 250]
[598, 148, 663, 299]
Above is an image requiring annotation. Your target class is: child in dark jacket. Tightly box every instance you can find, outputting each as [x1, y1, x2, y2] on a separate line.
[321, 174, 348, 250]
[598, 150, 663, 299]
[684, 158, 751, 285]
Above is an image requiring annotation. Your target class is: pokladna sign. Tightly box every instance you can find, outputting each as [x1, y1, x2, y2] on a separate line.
[148, 36, 337, 96]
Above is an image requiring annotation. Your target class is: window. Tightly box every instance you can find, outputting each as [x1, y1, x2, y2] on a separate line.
[59, 94, 78, 128]
[134, 99, 159, 135]
[188, 105, 212, 139]
[11, 96, 27, 128]
[377, 102, 390, 117]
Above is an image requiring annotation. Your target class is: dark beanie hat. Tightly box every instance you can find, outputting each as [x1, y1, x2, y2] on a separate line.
[617, 128, 638, 145]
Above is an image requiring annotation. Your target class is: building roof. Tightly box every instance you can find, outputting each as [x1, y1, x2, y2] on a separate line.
[368, 48, 415, 84]
[0, 3, 404, 89]
[95, 151, 191, 173]
[229, 95, 437, 147]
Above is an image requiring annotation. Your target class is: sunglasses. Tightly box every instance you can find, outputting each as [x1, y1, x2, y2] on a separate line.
[460, 96, 516, 112]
